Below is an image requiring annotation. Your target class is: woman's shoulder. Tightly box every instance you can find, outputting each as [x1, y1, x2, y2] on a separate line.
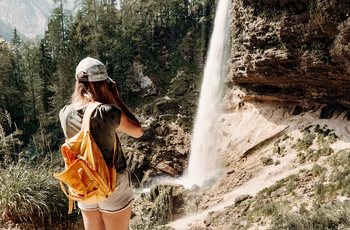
[94, 103, 122, 120]
[59, 103, 121, 120]
[93, 104, 122, 127]
[59, 104, 76, 118]
[97, 103, 121, 113]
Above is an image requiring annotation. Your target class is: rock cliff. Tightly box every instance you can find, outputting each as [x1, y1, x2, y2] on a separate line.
[229, 0, 350, 108]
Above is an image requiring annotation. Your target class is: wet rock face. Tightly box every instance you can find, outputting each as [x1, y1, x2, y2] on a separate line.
[230, 0, 350, 107]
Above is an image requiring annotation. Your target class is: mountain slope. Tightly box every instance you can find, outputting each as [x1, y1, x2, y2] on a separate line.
[0, 0, 53, 40]
[0, 0, 75, 40]
[167, 97, 350, 229]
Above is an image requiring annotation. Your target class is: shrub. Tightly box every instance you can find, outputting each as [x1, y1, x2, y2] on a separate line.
[311, 164, 326, 177]
[259, 178, 285, 196]
[298, 132, 316, 150]
[0, 159, 79, 228]
[270, 200, 350, 230]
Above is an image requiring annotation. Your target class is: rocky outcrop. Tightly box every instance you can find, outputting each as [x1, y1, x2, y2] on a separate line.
[229, 0, 350, 107]
[123, 70, 198, 187]
[131, 183, 199, 228]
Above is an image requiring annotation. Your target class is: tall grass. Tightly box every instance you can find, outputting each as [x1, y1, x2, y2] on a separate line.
[0, 158, 78, 228]
[0, 110, 81, 229]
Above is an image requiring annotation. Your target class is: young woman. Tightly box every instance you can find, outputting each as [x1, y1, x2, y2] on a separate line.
[59, 57, 143, 230]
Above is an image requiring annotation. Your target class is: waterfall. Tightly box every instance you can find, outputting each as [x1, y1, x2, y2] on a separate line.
[148, 0, 231, 190]
[182, 0, 231, 188]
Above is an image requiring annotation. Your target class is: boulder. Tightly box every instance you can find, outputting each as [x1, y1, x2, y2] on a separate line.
[156, 162, 179, 177]
[155, 96, 180, 114]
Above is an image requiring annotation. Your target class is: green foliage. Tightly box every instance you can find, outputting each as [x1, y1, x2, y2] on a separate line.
[295, 131, 315, 151]
[259, 174, 299, 197]
[282, 134, 289, 141]
[245, 199, 289, 229]
[259, 200, 280, 216]
[285, 174, 299, 195]
[300, 145, 333, 162]
[315, 124, 338, 145]
[0, 111, 23, 162]
[313, 149, 350, 202]
[293, 124, 337, 163]
[131, 185, 176, 230]
[0, 159, 79, 228]
[259, 178, 285, 196]
[214, 132, 349, 230]
[311, 164, 326, 177]
[0, 0, 214, 160]
[316, 145, 334, 156]
[242, 158, 350, 230]
[269, 200, 350, 230]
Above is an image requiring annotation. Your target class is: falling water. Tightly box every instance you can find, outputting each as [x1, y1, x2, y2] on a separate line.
[182, 0, 231, 188]
[148, 0, 231, 190]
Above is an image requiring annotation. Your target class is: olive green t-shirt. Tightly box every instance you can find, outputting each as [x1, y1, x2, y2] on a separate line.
[59, 103, 127, 172]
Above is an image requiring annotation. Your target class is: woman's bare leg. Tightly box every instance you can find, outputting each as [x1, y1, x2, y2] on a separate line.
[101, 204, 132, 230]
[81, 209, 105, 230]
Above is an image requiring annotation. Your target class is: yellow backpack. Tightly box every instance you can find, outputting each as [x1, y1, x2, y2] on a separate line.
[54, 102, 116, 214]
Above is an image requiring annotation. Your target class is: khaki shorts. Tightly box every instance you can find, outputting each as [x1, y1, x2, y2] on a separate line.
[78, 170, 134, 213]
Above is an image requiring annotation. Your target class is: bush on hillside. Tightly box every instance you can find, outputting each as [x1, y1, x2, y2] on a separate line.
[0, 158, 80, 228]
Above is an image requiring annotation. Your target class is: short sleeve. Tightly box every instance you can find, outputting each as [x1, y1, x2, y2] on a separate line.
[92, 104, 122, 129]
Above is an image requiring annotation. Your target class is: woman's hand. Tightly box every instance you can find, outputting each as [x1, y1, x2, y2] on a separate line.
[108, 78, 143, 137]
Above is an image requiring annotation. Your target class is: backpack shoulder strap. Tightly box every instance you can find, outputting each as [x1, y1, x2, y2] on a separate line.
[81, 101, 117, 168]
[81, 101, 102, 131]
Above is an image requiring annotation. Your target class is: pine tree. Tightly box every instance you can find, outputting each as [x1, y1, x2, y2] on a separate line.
[22, 40, 42, 123]
[70, 0, 102, 58]
[48, 0, 74, 111]
[0, 39, 14, 118]
[39, 33, 55, 114]
[9, 29, 26, 128]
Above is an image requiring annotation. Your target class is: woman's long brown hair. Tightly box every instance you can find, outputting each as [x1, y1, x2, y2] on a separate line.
[71, 72, 115, 105]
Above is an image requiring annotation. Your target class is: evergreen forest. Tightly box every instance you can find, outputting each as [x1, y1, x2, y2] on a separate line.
[0, 0, 215, 163]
